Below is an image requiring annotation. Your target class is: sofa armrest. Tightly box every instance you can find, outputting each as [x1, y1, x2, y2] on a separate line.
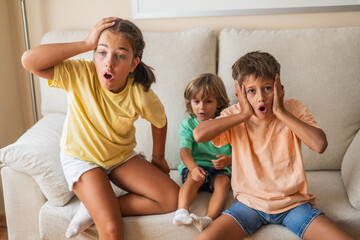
[341, 130, 360, 210]
[1, 167, 46, 240]
[0, 113, 73, 206]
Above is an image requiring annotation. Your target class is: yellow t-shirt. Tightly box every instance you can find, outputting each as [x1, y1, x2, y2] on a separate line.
[213, 99, 318, 214]
[50, 59, 166, 168]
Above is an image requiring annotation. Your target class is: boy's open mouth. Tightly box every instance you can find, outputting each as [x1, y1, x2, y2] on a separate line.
[258, 105, 267, 114]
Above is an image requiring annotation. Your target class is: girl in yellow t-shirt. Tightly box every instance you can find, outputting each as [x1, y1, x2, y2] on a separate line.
[22, 17, 179, 240]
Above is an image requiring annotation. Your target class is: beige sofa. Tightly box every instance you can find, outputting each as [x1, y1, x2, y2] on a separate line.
[1, 26, 360, 240]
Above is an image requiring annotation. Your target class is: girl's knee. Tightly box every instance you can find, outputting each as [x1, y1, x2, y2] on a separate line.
[95, 215, 123, 238]
[104, 221, 121, 236]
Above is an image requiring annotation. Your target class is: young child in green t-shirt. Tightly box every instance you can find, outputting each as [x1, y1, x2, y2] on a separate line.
[173, 73, 232, 232]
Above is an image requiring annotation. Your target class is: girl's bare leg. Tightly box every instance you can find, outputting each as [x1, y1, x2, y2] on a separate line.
[303, 214, 355, 240]
[72, 168, 124, 240]
[194, 214, 246, 240]
[109, 155, 179, 216]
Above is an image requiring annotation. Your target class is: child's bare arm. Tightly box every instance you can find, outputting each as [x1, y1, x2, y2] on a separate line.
[21, 17, 117, 80]
[193, 80, 253, 143]
[151, 121, 170, 174]
[273, 75, 328, 153]
[180, 148, 205, 181]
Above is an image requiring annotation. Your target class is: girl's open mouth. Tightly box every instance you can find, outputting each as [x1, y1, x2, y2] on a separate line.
[104, 73, 114, 82]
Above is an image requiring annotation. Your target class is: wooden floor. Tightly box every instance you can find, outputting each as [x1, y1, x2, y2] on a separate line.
[0, 216, 7, 240]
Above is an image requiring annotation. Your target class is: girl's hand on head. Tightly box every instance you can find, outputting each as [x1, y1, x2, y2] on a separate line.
[212, 155, 231, 170]
[235, 80, 253, 118]
[84, 17, 117, 50]
[272, 74, 285, 116]
[190, 166, 206, 182]
[151, 155, 170, 175]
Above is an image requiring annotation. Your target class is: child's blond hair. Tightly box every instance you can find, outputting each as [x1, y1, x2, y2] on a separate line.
[184, 73, 229, 117]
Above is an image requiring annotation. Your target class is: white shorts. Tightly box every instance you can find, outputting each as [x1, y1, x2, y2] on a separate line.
[60, 151, 138, 191]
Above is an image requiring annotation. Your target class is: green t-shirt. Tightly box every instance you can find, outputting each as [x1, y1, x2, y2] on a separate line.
[178, 116, 232, 174]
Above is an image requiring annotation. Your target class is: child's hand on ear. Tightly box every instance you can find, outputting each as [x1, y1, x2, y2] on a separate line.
[85, 17, 117, 50]
[212, 155, 231, 170]
[272, 74, 285, 116]
[235, 80, 253, 118]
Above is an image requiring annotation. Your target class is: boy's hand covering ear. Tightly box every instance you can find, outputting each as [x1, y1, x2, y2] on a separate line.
[235, 80, 253, 118]
[272, 74, 285, 115]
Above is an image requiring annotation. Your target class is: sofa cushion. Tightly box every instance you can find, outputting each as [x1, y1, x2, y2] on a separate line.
[0, 113, 73, 206]
[39, 28, 217, 170]
[39, 170, 360, 239]
[306, 171, 360, 237]
[217, 27, 360, 170]
[341, 130, 360, 210]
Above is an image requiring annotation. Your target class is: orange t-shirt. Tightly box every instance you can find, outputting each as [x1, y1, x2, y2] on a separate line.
[213, 99, 318, 214]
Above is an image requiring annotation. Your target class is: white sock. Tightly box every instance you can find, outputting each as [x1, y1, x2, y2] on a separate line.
[65, 202, 94, 238]
[172, 208, 193, 226]
[190, 213, 212, 232]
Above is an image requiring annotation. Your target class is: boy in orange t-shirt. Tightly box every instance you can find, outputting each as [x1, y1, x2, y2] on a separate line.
[193, 51, 354, 240]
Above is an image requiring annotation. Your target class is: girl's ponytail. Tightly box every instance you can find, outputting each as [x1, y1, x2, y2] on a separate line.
[132, 60, 156, 92]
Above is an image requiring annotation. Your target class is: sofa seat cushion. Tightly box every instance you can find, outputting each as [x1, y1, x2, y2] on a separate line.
[0, 113, 73, 206]
[341, 130, 360, 210]
[306, 171, 360, 237]
[40, 192, 299, 240]
[39, 170, 360, 239]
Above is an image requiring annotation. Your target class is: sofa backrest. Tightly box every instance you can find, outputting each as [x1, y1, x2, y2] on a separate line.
[39, 28, 217, 169]
[217, 27, 360, 170]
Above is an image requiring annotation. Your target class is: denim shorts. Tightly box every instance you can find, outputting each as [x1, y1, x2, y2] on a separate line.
[223, 201, 323, 238]
[60, 151, 138, 191]
[181, 166, 231, 192]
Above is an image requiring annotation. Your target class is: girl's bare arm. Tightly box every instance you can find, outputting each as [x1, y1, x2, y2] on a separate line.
[151, 121, 170, 174]
[21, 17, 117, 80]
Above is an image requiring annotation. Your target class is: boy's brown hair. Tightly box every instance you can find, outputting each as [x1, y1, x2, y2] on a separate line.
[184, 73, 230, 117]
[232, 51, 281, 84]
